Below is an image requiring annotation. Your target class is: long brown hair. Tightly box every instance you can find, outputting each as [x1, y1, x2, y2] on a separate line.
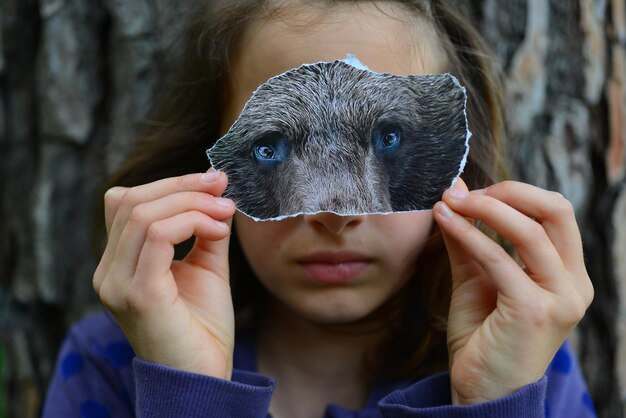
[93, 0, 508, 383]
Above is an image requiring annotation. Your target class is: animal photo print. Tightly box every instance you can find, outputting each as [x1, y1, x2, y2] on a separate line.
[207, 55, 471, 221]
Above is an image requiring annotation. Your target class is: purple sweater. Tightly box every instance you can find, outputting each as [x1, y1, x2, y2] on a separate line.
[42, 311, 596, 417]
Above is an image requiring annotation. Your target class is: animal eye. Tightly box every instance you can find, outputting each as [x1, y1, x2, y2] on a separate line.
[251, 132, 289, 166]
[373, 122, 403, 155]
[254, 145, 277, 160]
[382, 131, 400, 147]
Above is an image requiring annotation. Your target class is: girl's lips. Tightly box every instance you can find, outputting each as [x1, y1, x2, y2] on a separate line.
[300, 261, 371, 283]
[296, 251, 373, 283]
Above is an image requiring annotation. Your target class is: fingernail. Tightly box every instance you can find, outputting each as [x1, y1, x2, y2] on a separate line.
[214, 197, 232, 208]
[215, 220, 229, 229]
[449, 189, 469, 200]
[201, 170, 220, 183]
[438, 202, 454, 219]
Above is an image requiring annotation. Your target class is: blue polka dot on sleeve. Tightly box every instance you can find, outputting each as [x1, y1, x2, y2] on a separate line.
[549, 345, 572, 374]
[118, 388, 133, 410]
[79, 399, 110, 418]
[545, 341, 598, 417]
[43, 313, 141, 417]
[582, 391, 597, 416]
[104, 341, 135, 369]
[60, 352, 84, 380]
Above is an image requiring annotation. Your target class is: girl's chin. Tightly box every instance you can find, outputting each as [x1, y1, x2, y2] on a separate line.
[264, 284, 393, 327]
[301, 310, 368, 325]
[288, 296, 382, 326]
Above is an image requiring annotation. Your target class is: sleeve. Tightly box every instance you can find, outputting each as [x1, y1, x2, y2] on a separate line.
[133, 358, 274, 417]
[377, 340, 597, 418]
[41, 314, 275, 418]
[41, 326, 137, 418]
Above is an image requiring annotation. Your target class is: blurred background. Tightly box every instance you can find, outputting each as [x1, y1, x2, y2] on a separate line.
[1, 0, 625, 417]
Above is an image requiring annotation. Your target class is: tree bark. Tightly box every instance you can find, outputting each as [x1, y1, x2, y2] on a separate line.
[1, 1, 624, 417]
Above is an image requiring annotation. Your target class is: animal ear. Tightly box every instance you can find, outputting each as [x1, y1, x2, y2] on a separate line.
[416, 0, 435, 17]
[397, 73, 466, 116]
[403, 73, 460, 93]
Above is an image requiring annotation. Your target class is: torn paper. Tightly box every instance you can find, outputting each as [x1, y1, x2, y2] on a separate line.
[207, 54, 471, 222]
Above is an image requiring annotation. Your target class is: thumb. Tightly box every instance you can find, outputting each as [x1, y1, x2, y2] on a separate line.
[439, 221, 475, 282]
[435, 177, 477, 281]
[451, 176, 470, 194]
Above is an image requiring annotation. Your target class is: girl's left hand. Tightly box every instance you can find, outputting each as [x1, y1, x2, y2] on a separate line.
[432, 179, 594, 405]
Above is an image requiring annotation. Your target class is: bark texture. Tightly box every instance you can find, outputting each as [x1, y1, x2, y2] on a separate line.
[1, 1, 624, 417]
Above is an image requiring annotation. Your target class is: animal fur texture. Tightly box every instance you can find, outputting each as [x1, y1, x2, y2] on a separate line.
[207, 58, 470, 221]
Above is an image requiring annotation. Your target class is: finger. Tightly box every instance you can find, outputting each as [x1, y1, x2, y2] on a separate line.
[442, 178, 476, 269]
[184, 214, 234, 280]
[108, 170, 228, 248]
[111, 192, 235, 279]
[440, 177, 478, 276]
[439, 221, 489, 292]
[96, 187, 130, 292]
[482, 181, 583, 272]
[482, 182, 592, 302]
[442, 188, 566, 291]
[451, 176, 470, 193]
[433, 201, 535, 299]
[101, 171, 228, 277]
[132, 211, 232, 297]
[450, 177, 477, 224]
[95, 186, 128, 293]
[104, 187, 127, 237]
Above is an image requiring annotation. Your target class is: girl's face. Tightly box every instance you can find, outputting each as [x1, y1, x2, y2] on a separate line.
[221, 3, 447, 324]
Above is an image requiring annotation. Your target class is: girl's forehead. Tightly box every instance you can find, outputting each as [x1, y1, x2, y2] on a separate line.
[221, 2, 447, 132]
[242, 3, 446, 77]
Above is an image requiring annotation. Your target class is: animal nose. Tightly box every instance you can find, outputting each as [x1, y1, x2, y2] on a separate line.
[318, 195, 367, 214]
[303, 212, 365, 236]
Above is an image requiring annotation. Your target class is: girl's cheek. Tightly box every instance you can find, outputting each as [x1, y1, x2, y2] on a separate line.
[234, 213, 297, 262]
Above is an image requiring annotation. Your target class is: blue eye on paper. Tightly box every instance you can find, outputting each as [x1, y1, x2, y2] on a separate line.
[254, 145, 277, 160]
[373, 122, 402, 154]
[382, 131, 400, 147]
[251, 132, 289, 165]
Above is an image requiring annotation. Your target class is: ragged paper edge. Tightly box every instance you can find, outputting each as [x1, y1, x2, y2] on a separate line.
[207, 54, 472, 222]
[449, 74, 472, 190]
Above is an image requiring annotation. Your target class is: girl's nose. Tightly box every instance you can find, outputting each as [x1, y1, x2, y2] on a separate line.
[302, 212, 365, 235]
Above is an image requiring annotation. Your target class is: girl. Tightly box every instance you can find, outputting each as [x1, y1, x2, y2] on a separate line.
[42, 1, 596, 417]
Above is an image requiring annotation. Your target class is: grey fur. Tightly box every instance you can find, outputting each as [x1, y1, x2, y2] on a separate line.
[207, 59, 470, 221]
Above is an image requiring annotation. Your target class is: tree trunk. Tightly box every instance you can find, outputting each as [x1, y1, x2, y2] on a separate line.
[1, 0, 624, 417]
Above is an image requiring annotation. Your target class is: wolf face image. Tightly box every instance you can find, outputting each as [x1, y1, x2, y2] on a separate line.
[207, 59, 470, 221]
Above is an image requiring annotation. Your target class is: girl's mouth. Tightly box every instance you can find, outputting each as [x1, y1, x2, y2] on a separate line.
[296, 251, 373, 283]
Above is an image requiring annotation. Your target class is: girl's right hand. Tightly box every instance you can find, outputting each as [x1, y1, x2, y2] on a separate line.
[93, 169, 237, 380]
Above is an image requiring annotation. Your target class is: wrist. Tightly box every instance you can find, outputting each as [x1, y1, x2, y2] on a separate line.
[450, 372, 545, 405]
[142, 356, 232, 380]
[135, 346, 233, 381]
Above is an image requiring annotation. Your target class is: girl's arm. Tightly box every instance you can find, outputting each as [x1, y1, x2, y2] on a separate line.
[375, 179, 596, 417]
[377, 339, 596, 417]
[93, 169, 237, 380]
[433, 179, 594, 405]
[42, 312, 275, 418]
[42, 313, 138, 418]
[43, 169, 276, 417]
